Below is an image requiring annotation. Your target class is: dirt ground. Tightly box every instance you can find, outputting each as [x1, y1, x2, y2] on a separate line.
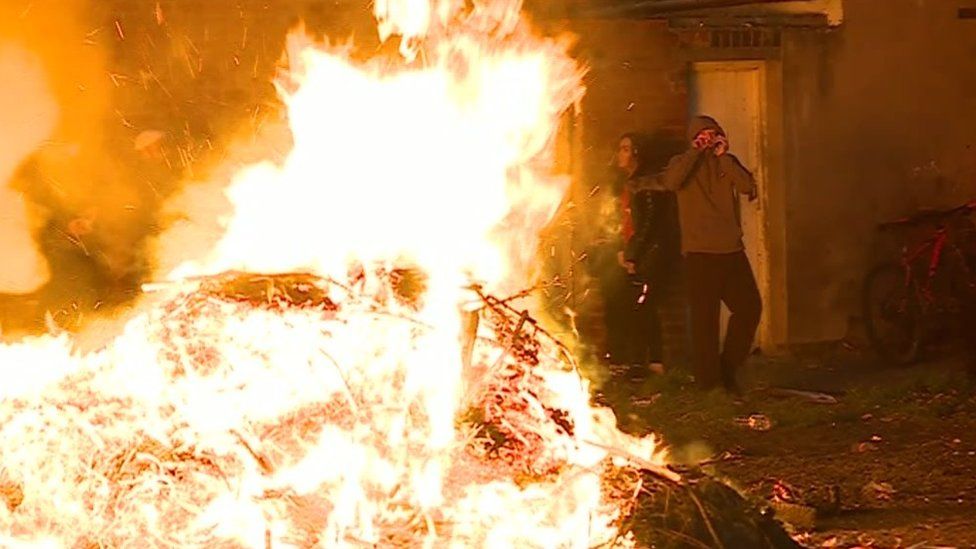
[593, 342, 976, 548]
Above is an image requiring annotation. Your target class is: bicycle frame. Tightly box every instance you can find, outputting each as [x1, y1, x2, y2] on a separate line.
[864, 200, 976, 363]
[899, 224, 974, 310]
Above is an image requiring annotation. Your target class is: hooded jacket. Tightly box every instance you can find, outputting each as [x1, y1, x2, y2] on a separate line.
[632, 116, 756, 255]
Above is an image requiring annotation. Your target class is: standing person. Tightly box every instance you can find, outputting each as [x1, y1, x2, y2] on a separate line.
[589, 136, 638, 367]
[633, 116, 761, 393]
[619, 134, 681, 374]
[590, 133, 678, 374]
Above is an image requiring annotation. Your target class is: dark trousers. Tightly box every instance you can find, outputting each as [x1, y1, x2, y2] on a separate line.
[639, 287, 665, 364]
[685, 251, 762, 389]
[599, 272, 665, 365]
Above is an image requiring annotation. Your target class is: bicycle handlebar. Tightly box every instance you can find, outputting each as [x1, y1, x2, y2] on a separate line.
[878, 199, 976, 230]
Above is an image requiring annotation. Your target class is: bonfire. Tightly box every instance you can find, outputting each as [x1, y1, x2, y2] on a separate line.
[0, 0, 798, 547]
[0, 270, 797, 548]
[0, 270, 650, 546]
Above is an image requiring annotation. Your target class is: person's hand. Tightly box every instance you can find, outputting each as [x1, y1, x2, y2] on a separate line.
[616, 251, 637, 274]
[692, 132, 714, 150]
[712, 134, 729, 156]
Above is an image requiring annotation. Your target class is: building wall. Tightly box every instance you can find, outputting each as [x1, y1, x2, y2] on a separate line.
[781, 0, 976, 342]
[569, 1, 976, 347]
[704, 0, 843, 24]
[573, 20, 688, 157]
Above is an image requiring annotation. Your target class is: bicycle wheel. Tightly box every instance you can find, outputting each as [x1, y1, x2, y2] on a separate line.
[863, 262, 924, 365]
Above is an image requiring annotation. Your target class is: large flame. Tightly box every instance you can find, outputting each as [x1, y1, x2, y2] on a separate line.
[169, 1, 579, 295]
[0, 1, 668, 546]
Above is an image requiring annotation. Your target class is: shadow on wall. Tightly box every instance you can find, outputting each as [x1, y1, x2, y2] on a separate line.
[784, 0, 976, 342]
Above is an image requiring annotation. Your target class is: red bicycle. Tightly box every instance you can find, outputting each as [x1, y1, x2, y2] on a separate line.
[863, 200, 976, 364]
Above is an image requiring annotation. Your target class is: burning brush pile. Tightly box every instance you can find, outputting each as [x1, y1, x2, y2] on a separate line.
[4, 270, 657, 547]
[0, 271, 795, 548]
[0, 0, 799, 546]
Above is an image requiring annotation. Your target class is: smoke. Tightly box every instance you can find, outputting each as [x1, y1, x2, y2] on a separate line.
[0, 42, 55, 294]
[0, 0, 156, 333]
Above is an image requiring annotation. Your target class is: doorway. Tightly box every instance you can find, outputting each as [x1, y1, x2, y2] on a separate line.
[690, 61, 773, 350]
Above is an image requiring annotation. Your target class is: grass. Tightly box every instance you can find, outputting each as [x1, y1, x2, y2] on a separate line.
[599, 355, 976, 456]
[591, 354, 976, 547]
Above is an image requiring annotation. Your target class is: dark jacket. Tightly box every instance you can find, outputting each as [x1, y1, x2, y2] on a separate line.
[624, 183, 680, 282]
[633, 116, 757, 254]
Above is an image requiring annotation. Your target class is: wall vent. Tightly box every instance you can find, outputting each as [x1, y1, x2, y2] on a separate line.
[707, 28, 781, 48]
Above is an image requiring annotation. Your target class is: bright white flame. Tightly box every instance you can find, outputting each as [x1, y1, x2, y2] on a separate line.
[168, 28, 579, 297]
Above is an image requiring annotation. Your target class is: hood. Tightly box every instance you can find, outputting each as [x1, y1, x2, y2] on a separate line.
[687, 115, 724, 141]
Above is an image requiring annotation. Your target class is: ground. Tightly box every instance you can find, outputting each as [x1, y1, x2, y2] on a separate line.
[593, 342, 976, 548]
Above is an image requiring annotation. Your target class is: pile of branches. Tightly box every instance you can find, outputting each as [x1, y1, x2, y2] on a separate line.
[604, 466, 802, 549]
[465, 283, 799, 549]
[0, 271, 799, 547]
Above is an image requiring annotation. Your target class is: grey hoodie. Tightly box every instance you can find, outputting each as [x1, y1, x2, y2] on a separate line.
[632, 116, 756, 254]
